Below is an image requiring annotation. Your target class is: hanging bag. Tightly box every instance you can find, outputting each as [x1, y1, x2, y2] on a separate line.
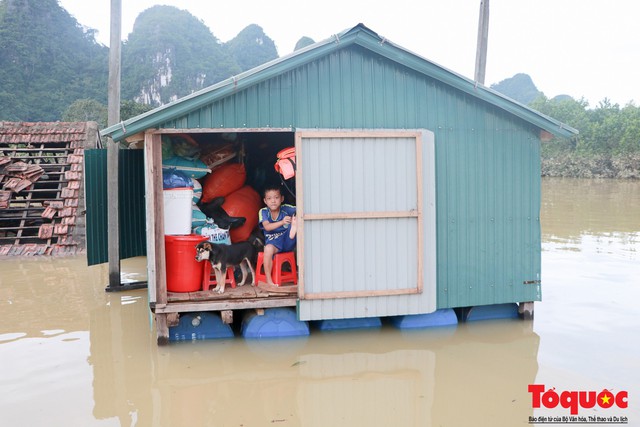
[274, 147, 296, 198]
[274, 147, 296, 179]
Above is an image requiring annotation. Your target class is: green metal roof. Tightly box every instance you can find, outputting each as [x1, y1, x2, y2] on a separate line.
[101, 23, 578, 142]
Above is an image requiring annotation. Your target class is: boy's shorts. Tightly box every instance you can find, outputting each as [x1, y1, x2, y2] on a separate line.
[266, 231, 296, 252]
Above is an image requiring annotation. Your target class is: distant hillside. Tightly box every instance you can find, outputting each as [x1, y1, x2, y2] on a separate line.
[0, 1, 283, 120]
[226, 24, 278, 71]
[490, 73, 542, 105]
[121, 5, 241, 106]
[0, 0, 108, 121]
[294, 36, 316, 51]
[15, 2, 559, 121]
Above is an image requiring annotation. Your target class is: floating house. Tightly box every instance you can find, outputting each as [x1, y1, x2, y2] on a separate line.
[99, 24, 577, 344]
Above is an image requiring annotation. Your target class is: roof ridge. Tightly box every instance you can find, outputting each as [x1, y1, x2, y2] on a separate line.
[101, 23, 577, 140]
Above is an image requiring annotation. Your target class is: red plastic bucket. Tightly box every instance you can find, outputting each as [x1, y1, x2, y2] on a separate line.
[165, 234, 208, 292]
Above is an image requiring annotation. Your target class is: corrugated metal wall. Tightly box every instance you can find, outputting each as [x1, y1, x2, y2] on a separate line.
[158, 45, 541, 309]
[84, 149, 147, 265]
[435, 118, 542, 308]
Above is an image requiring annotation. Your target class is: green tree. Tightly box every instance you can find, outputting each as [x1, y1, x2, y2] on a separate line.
[584, 99, 622, 154]
[62, 98, 107, 126]
[120, 100, 153, 121]
[531, 95, 640, 177]
[616, 103, 640, 154]
[61, 99, 154, 127]
[0, 0, 107, 121]
[529, 95, 589, 151]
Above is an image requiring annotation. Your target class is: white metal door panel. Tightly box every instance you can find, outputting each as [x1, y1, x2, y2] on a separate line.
[295, 130, 436, 321]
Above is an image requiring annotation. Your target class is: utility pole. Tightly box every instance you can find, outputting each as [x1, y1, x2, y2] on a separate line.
[106, 0, 121, 291]
[474, 0, 490, 85]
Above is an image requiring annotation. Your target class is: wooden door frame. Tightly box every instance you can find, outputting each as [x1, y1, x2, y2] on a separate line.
[144, 127, 293, 343]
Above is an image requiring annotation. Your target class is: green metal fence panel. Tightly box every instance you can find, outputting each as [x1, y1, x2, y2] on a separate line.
[118, 149, 147, 262]
[85, 149, 146, 266]
[85, 149, 106, 265]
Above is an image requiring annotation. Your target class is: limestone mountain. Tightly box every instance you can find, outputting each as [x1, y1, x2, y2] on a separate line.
[121, 5, 241, 107]
[294, 37, 316, 51]
[490, 73, 542, 105]
[225, 24, 278, 72]
[0, 1, 285, 120]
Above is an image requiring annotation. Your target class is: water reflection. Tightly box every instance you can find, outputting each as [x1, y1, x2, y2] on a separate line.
[541, 177, 640, 238]
[87, 317, 539, 427]
[537, 178, 639, 422]
[0, 256, 148, 427]
[90, 291, 152, 426]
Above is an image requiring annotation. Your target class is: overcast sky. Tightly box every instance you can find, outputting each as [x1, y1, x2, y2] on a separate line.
[58, 0, 639, 107]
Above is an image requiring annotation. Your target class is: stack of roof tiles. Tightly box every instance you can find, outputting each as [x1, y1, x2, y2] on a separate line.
[0, 122, 95, 256]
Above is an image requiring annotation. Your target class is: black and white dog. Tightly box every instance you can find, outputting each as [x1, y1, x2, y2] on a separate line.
[195, 241, 256, 294]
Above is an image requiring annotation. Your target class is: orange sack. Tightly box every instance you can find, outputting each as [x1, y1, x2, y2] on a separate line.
[201, 163, 246, 203]
[222, 185, 262, 242]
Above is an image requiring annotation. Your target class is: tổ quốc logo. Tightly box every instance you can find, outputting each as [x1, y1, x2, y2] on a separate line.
[528, 384, 629, 424]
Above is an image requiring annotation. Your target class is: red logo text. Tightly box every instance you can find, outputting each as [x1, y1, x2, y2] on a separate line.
[528, 384, 628, 415]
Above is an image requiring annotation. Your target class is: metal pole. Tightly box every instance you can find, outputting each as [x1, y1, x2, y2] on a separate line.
[107, 0, 121, 290]
[474, 0, 490, 85]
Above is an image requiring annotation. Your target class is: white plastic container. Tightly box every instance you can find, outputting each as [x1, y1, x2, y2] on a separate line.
[163, 188, 193, 235]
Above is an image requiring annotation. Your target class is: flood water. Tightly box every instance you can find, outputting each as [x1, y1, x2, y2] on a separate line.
[0, 177, 638, 426]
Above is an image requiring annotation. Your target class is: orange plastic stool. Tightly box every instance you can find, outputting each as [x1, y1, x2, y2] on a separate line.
[255, 251, 298, 286]
[202, 262, 236, 291]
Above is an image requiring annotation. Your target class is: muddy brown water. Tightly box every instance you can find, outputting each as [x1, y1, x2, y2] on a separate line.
[0, 177, 638, 426]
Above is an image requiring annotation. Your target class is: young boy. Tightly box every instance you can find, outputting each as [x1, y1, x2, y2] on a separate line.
[258, 185, 297, 286]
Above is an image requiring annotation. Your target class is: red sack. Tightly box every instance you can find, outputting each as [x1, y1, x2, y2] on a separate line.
[201, 163, 246, 203]
[222, 186, 262, 242]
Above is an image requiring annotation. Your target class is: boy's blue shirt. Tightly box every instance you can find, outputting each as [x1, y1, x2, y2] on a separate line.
[258, 204, 296, 242]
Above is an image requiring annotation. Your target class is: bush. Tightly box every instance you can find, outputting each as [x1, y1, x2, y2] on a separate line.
[542, 152, 640, 179]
